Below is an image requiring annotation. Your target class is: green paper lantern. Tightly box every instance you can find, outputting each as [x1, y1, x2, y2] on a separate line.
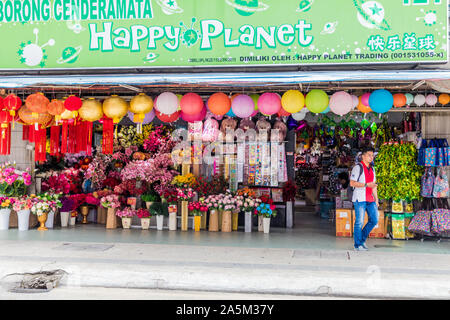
[305, 89, 329, 114]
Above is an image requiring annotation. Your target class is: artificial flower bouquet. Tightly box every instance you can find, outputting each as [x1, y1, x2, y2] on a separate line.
[100, 194, 121, 209]
[31, 199, 54, 216]
[60, 197, 75, 213]
[161, 188, 178, 205]
[0, 197, 15, 209]
[171, 173, 197, 188]
[12, 196, 33, 211]
[282, 180, 297, 202]
[136, 208, 151, 219]
[255, 196, 277, 218]
[141, 192, 160, 203]
[116, 207, 136, 218]
[176, 187, 196, 201]
[37, 192, 63, 210]
[188, 201, 208, 216]
[241, 196, 262, 213]
[0, 163, 32, 197]
[42, 172, 70, 194]
[218, 193, 237, 212]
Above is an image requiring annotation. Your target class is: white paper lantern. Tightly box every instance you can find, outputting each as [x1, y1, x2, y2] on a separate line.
[414, 94, 426, 107]
[156, 92, 179, 115]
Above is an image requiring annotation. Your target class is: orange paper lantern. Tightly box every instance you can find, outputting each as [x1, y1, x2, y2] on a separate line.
[19, 106, 53, 128]
[48, 99, 65, 123]
[207, 93, 231, 116]
[393, 93, 407, 108]
[356, 96, 372, 113]
[25, 92, 50, 114]
[439, 94, 450, 106]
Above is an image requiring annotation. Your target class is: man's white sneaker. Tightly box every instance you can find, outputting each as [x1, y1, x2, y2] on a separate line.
[354, 246, 368, 251]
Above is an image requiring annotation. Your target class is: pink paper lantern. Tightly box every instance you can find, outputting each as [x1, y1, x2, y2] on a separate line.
[329, 91, 353, 116]
[231, 94, 255, 118]
[425, 94, 438, 106]
[180, 93, 204, 115]
[181, 106, 206, 123]
[258, 93, 281, 115]
[361, 93, 371, 106]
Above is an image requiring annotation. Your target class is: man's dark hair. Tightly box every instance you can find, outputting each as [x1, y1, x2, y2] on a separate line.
[361, 146, 375, 155]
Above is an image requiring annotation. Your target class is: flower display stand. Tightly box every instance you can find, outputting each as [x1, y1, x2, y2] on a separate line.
[17, 209, 30, 231]
[232, 211, 239, 231]
[286, 201, 293, 228]
[141, 218, 150, 230]
[60, 211, 70, 228]
[201, 211, 207, 230]
[97, 206, 107, 224]
[45, 210, 55, 229]
[218, 210, 223, 231]
[168, 205, 177, 231]
[181, 201, 188, 231]
[194, 216, 201, 231]
[80, 206, 89, 224]
[122, 217, 132, 229]
[106, 208, 117, 229]
[263, 217, 271, 234]
[209, 209, 219, 232]
[0, 209, 11, 230]
[156, 215, 164, 230]
[221, 210, 232, 233]
[258, 215, 264, 232]
[244, 211, 253, 233]
[37, 213, 48, 231]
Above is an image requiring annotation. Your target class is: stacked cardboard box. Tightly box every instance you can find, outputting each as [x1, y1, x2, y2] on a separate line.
[335, 209, 352, 237]
[351, 210, 386, 239]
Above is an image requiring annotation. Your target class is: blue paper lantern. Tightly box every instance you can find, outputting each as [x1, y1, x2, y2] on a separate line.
[226, 108, 235, 117]
[369, 89, 393, 114]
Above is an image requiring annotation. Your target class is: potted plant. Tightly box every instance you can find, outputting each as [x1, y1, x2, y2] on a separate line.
[0, 197, 15, 230]
[100, 194, 121, 229]
[148, 202, 166, 230]
[37, 192, 63, 229]
[162, 189, 178, 231]
[31, 198, 55, 231]
[204, 194, 221, 232]
[12, 196, 33, 231]
[60, 197, 75, 228]
[256, 196, 277, 234]
[242, 196, 262, 233]
[136, 208, 151, 230]
[116, 207, 136, 229]
[142, 192, 160, 209]
[220, 193, 236, 233]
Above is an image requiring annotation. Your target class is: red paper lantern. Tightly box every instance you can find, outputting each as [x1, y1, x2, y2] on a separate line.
[25, 92, 49, 114]
[64, 95, 82, 111]
[277, 108, 291, 117]
[155, 110, 180, 123]
[180, 93, 203, 115]
[3, 94, 22, 117]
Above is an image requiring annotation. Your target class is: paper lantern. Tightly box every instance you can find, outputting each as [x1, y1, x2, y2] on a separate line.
[321, 106, 330, 114]
[25, 92, 49, 114]
[3, 94, 22, 117]
[60, 108, 76, 121]
[156, 110, 180, 123]
[202, 118, 219, 142]
[103, 95, 128, 123]
[361, 93, 371, 107]
[250, 93, 259, 117]
[19, 106, 52, 127]
[425, 94, 438, 106]
[129, 93, 153, 122]
[404, 93, 414, 105]
[156, 92, 178, 115]
[329, 91, 353, 116]
[64, 95, 83, 118]
[180, 93, 203, 115]
[393, 93, 406, 108]
[258, 93, 282, 115]
[287, 116, 298, 130]
[231, 94, 254, 118]
[79, 98, 103, 122]
[207, 93, 231, 116]
[414, 94, 426, 107]
[369, 89, 393, 114]
[439, 93, 450, 106]
[181, 106, 206, 123]
[278, 107, 291, 117]
[128, 109, 155, 124]
[357, 96, 372, 113]
[281, 90, 305, 114]
[226, 107, 235, 117]
[351, 95, 359, 110]
[305, 90, 329, 113]
[47, 99, 65, 122]
[292, 110, 306, 121]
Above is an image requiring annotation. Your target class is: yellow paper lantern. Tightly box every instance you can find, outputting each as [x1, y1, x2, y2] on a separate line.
[281, 90, 305, 114]
[60, 108, 75, 120]
[79, 98, 104, 122]
[103, 95, 128, 123]
[129, 93, 153, 123]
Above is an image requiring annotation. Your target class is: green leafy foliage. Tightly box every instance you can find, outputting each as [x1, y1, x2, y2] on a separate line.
[375, 142, 423, 201]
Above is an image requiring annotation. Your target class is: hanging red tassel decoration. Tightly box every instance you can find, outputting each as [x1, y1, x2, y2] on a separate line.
[34, 127, 47, 162]
[0, 110, 12, 155]
[102, 117, 114, 154]
[22, 124, 29, 141]
[60, 120, 68, 154]
[68, 122, 76, 154]
[50, 125, 60, 156]
[86, 121, 93, 156]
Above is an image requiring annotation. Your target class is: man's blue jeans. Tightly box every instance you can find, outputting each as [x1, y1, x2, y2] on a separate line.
[353, 201, 378, 248]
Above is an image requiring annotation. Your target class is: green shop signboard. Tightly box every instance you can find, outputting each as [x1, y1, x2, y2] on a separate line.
[0, 0, 447, 70]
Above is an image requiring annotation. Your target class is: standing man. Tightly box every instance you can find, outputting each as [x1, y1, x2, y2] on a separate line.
[350, 146, 379, 251]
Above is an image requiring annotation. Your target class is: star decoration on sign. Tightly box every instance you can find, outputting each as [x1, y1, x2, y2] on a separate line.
[167, 0, 175, 6]
[370, 4, 382, 16]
